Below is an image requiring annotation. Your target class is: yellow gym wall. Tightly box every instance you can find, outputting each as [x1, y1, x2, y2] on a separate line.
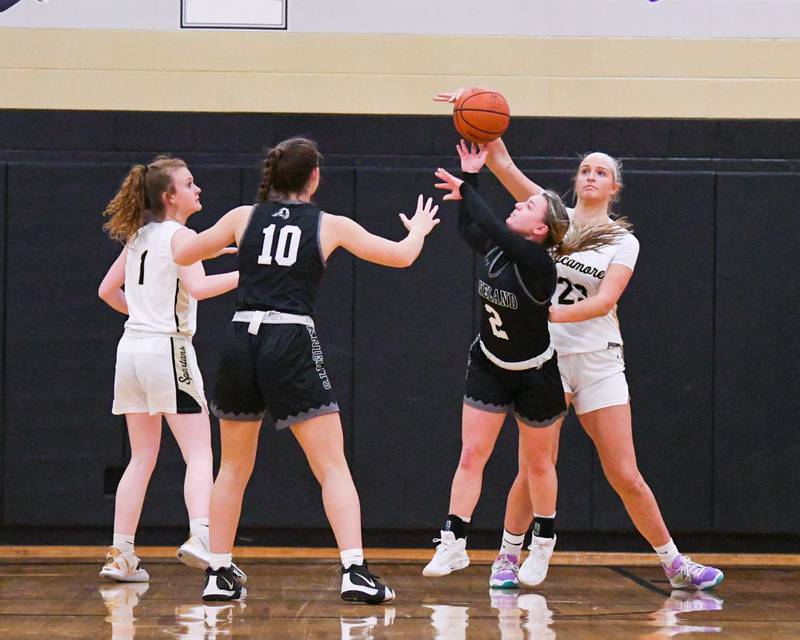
[1, 27, 799, 118]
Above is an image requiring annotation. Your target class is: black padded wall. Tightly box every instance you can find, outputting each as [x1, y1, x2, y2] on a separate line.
[4, 163, 128, 525]
[351, 168, 474, 530]
[1, 109, 798, 547]
[0, 163, 5, 525]
[714, 173, 800, 534]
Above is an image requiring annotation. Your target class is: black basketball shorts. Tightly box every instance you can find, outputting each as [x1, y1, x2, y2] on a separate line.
[463, 339, 567, 428]
[211, 322, 339, 430]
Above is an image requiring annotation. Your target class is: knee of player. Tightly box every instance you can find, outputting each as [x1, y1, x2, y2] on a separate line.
[458, 445, 491, 472]
[608, 467, 646, 496]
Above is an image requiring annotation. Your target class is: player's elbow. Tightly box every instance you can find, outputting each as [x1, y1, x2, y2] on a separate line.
[597, 296, 616, 316]
[172, 249, 194, 266]
[97, 282, 115, 302]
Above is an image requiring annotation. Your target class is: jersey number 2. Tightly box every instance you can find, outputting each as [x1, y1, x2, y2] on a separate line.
[485, 304, 509, 340]
[258, 224, 301, 266]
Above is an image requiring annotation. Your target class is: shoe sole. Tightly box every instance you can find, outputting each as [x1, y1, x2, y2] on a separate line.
[99, 570, 149, 583]
[422, 558, 470, 577]
[177, 545, 209, 570]
[669, 572, 725, 591]
[202, 587, 247, 602]
[518, 572, 548, 587]
[341, 590, 396, 604]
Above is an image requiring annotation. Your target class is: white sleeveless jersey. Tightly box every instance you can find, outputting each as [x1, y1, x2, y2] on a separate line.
[123, 220, 197, 337]
[548, 210, 639, 355]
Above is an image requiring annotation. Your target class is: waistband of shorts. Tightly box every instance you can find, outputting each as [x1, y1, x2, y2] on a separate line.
[122, 329, 193, 340]
[233, 310, 315, 335]
[479, 339, 554, 371]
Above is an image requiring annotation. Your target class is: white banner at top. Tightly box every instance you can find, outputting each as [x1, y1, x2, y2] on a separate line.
[3, 0, 800, 38]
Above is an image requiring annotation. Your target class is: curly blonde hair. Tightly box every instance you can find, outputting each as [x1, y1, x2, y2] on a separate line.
[102, 156, 187, 243]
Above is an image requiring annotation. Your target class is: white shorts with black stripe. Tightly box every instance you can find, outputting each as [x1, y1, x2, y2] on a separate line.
[112, 333, 207, 415]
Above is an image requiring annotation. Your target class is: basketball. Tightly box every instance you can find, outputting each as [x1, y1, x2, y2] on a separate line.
[453, 87, 510, 144]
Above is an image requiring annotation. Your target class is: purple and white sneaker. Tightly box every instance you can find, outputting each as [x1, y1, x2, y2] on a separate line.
[663, 555, 724, 590]
[489, 553, 520, 589]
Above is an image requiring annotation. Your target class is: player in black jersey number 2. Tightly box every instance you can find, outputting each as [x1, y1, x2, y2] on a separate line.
[423, 141, 628, 586]
[172, 137, 440, 603]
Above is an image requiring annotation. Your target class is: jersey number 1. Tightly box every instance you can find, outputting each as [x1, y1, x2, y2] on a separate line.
[258, 224, 301, 266]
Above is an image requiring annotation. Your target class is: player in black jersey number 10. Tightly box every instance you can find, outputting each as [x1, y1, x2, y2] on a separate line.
[171, 137, 440, 604]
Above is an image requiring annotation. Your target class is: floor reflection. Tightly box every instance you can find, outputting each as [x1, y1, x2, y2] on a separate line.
[98, 583, 149, 640]
[641, 590, 724, 639]
[425, 603, 470, 640]
[340, 607, 396, 640]
[169, 601, 247, 639]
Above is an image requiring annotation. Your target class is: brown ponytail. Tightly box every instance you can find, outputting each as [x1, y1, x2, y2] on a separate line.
[257, 137, 322, 202]
[102, 156, 187, 243]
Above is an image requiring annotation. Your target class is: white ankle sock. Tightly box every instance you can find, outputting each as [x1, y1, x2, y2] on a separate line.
[340, 548, 364, 569]
[209, 552, 232, 571]
[189, 517, 209, 541]
[500, 529, 526, 558]
[654, 539, 680, 566]
[113, 533, 135, 555]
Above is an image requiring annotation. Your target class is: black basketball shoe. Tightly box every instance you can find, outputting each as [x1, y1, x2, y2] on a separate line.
[202, 566, 246, 602]
[341, 561, 395, 604]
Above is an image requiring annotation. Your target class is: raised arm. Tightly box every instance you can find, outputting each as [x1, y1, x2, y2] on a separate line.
[178, 261, 239, 301]
[98, 246, 129, 314]
[320, 195, 439, 268]
[171, 206, 250, 265]
[484, 138, 544, 202]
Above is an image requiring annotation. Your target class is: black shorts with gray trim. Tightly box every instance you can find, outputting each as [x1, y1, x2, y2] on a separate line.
[211, 322, 338, 430]
[463, 339, 566, 427]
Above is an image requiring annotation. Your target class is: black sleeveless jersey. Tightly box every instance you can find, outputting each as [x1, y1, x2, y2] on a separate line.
[236, 201, 325, 316]
[478, 246, 552, 363]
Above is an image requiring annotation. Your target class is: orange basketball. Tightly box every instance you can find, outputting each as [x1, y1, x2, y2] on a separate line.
[453, 87, 510, 144]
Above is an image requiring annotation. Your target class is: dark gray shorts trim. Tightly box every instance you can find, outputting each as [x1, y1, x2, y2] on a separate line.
[515, 408, 567, 429]
[275, 402, 340, 430]
[210, 402, 264, 422]
[463, 396, 510, 414]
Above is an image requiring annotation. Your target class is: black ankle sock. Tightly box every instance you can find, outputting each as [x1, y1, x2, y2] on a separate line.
[444, 514, 470, 540]
[532, 516, 555, 539]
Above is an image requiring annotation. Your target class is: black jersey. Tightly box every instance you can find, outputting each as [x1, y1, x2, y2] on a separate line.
[236, 201, 325, 316]
[477, 246, 552, 363]
[459, 175, 556, 364]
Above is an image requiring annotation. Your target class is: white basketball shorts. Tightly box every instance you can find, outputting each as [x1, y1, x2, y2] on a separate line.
[112, 334, 207, 415]
[557, 345, 629, 415]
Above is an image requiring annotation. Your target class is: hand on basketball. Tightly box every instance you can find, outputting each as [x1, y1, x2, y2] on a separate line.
[457, 139, 488, 173]
[434, 88, 465, 103]
[399, 194, 440, 235]
[434, 168, 464, 201]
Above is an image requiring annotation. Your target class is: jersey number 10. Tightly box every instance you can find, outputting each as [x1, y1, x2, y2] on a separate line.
[258, 224, 302, 266]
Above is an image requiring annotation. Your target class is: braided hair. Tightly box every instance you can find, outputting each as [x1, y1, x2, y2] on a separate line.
[257, 137, 322, 201]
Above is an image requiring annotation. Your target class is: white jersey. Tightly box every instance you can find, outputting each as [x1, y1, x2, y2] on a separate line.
[548, 210, 639, 355]
[123, 220, 197, 337]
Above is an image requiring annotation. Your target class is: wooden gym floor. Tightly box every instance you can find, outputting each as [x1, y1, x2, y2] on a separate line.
[0, 547, 798, 639]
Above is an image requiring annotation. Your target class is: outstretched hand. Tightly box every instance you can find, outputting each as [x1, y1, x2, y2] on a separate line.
[399, 194, 440, 235]
[434, 168, 464, 201]
[456, 139, 488, 173]
[433, 87, 465, 103]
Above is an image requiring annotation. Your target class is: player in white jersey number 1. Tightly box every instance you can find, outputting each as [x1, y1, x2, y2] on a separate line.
[482, 137, 724, 591]
[97, 156, 243, 584]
